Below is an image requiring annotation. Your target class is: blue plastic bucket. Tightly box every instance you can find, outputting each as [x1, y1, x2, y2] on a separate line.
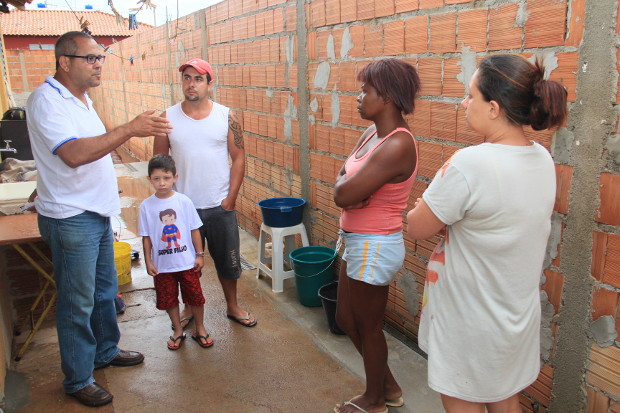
[258, 197, 306, 228]
[290, 246, 337, 307]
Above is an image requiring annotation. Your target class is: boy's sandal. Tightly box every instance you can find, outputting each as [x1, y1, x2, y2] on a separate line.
[167, 333, 186, 350]
[191, 333, 214, 348]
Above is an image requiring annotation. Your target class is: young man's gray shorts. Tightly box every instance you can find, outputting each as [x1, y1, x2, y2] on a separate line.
[197, 206, 242, 280]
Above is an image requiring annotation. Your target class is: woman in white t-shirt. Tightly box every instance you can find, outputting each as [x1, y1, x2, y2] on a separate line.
[407, 54, 567, 413]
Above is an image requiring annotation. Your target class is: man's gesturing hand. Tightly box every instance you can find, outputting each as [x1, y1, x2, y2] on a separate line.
[129, 110, 173, 137]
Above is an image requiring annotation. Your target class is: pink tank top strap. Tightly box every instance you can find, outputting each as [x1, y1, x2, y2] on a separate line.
[397, 127, 418, 157]
[385, 127, 413, 138]
[354, 130, 377, 158]
[354, 127, 416, 159]
[381, 128, 419, 167]
[373, 127, 414, 145]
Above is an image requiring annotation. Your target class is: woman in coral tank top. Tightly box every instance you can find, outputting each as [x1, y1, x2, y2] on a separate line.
[333, 59, 420, 413]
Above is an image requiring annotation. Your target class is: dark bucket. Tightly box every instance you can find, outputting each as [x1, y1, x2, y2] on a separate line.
[289, 246, 336, 307]
[258, 197, 306, 228]
[318, 281, 346, 335]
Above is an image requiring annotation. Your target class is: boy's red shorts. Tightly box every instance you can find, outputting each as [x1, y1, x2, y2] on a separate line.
[153, 268, 205, 310]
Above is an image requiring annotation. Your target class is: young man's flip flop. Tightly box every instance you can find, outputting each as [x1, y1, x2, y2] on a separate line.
[171, 315, 194, 330]
[226, 312, 257, 327]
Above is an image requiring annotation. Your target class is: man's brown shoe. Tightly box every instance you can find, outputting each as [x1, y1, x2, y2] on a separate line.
[108, 349, 144, 367]
[69, 383, 113, 407]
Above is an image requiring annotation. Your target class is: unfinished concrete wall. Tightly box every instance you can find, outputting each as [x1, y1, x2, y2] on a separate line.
[87, 0, 620, 411]
[578, 0, 620, 412]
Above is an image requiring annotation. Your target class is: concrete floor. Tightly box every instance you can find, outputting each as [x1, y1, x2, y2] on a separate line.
[7, 227, 444, 413]
[5, 160, 444, 412]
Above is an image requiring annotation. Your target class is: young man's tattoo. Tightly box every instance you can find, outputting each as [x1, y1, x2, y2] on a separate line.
[229, 113, 244, 149]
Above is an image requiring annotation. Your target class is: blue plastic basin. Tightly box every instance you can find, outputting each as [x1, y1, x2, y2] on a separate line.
[258, 197, 306, 228]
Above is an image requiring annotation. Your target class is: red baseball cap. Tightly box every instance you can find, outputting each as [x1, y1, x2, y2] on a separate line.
[179, 58, 214, 79]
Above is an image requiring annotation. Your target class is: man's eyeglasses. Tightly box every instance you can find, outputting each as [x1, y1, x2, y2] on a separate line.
[63, 54, 106, 64]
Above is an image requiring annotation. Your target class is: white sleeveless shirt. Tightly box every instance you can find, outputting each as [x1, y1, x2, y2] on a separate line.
[166, 101, 230, 209]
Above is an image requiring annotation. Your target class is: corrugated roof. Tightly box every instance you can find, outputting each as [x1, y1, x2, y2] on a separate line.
[0, 9, 153, 37]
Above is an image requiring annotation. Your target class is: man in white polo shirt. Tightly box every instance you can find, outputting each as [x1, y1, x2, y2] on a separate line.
[26, 31, 172, 407]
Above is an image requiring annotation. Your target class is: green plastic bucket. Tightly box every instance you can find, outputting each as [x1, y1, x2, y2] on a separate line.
[289, 246, 337, 307]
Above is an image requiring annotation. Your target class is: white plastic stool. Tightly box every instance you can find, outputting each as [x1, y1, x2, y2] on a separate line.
[257, 222, 309, 292]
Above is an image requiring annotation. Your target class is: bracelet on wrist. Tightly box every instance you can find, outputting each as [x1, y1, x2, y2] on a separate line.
[196, 252, 205, 257]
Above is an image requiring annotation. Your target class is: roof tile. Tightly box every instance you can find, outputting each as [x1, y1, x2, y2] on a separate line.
[0, 9, 153, 37]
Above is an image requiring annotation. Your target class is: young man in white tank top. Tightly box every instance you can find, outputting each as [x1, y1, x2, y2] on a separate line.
[154, 59, 257, 329]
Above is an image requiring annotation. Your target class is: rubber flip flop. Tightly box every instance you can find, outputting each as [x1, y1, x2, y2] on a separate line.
[226, 312, 257, 327]
[386, 396, 404, 407]
[167, 333, 186, 350]
[191, 333, 214, 348]
[334, 400, 388, 413]
[171, 315, 194, 331]
[352, 394, 404, 408]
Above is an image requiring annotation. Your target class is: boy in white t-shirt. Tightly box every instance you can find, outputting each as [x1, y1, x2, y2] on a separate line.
[139, 154, 214, 350]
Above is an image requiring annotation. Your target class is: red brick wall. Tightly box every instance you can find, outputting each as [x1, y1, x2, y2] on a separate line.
[2, 36, 56, 50]
[5, 49, 55, 94]
[303, 4, 577, 411]
[3, 35, 133, 94]
[91, 4, 299, 239]
[84, 0, 620, 410]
